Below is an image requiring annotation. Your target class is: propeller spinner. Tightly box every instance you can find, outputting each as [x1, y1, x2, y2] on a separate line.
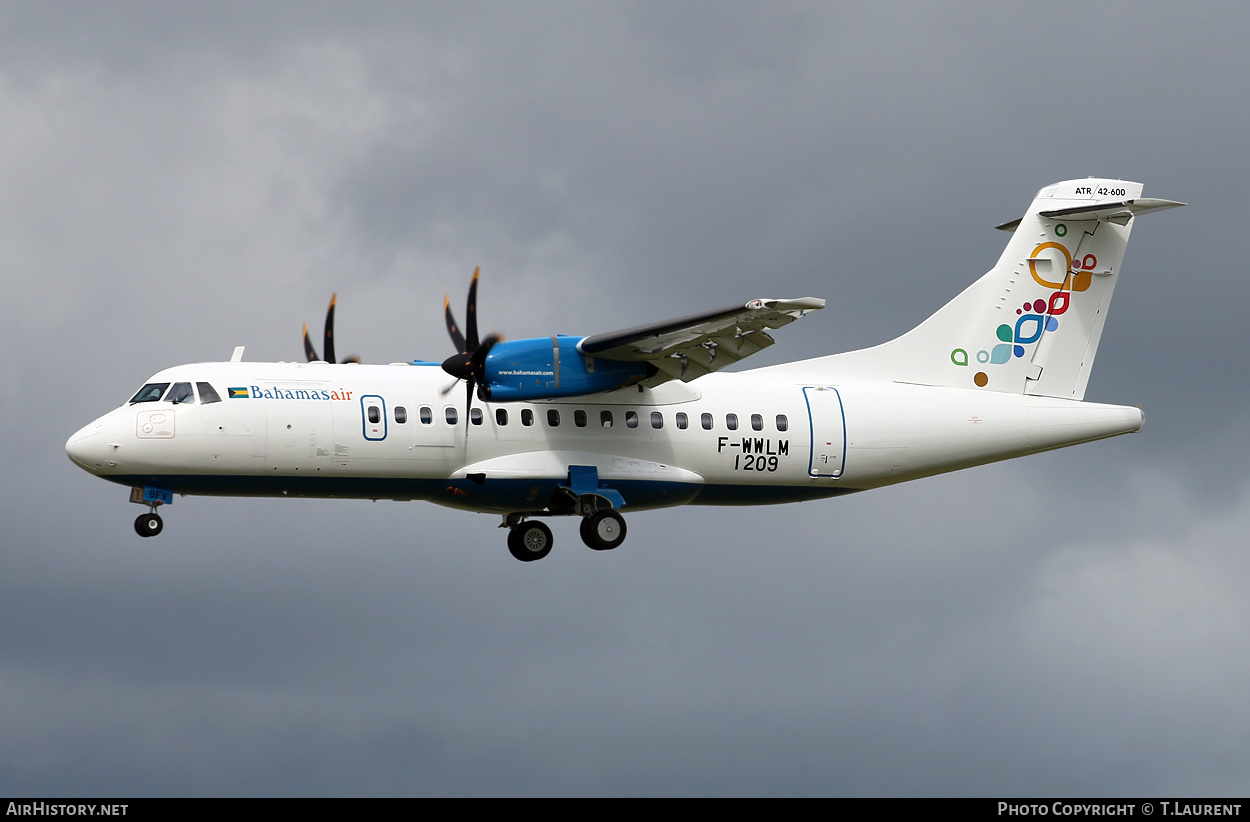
[303, 293, 361, 364]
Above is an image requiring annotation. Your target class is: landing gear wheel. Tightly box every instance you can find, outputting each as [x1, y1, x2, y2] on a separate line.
[134, 512, 163, 538]
[580, 510, 627, 551]
[508, 521, 553, 562]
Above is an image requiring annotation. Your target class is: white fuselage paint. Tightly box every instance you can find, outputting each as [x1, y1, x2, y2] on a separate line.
[66, 358, 1143, 514]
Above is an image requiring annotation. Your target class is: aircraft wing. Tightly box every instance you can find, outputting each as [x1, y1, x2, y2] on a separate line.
[577, 297, 825, 384]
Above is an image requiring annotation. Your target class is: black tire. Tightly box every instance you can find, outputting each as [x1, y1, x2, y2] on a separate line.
[134, 512, 163, 538]
[508, 521, 553, 562]
[580, 510, 627, 551]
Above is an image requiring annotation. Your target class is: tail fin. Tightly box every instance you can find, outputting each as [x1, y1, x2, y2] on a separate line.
[785, 179, 1183, 399]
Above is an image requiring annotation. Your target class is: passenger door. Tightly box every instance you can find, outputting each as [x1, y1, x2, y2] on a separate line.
[803, 386, 846, 478]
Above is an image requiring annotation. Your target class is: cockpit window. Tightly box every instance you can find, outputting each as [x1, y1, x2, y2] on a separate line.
[129, 383, 169, 404]
[197, 382, 222, 404]
[167, 382, 195, 405]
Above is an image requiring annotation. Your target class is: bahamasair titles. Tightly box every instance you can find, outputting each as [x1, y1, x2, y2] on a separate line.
[66, 179, 1183, 561]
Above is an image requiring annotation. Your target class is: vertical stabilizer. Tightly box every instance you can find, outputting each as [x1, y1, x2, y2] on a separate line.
[774, 179, 1182, 399]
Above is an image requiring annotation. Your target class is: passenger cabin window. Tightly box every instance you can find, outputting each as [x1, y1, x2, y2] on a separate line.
[601, 410, 614, 428]
[496, 408, 508, 426]
[130, 383, 170, 404]
[166, 382, 195, 405]
[522, 409, 534, 426]
[196, 382, 222, 404]
[368, 406, 381, 424]
[547, 409, 560, 427]
[626, 411, 639, 429]
[420, 406, 433, 424]
[574, 410, 587, 428]
[445, 407, 458, 425]
[726, 413, 738, 431]
[471, 408, 483, 426]
[676, 412, 688, 430]
[776, 414, 788, 432]
[701, 412, 713, 430]
[395, 406, 407, 424]
[751, 414, 763, 431]
[651, 411, 663, 429]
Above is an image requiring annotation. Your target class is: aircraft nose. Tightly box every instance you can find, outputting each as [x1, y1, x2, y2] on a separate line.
[65, 420, 116, 474]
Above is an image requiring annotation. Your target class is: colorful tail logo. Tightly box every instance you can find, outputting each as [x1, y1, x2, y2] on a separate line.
[951, 224, 1094, 388]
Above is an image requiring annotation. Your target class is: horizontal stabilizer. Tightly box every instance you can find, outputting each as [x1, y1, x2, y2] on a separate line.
[1039, 197, 1187, 222]
[997, 197, 1185, 231]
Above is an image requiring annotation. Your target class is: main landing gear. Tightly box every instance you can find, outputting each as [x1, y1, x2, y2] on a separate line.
[580, 510, 627, 551]
[503, 509, 629, 562]
[507, 520, 553, 562]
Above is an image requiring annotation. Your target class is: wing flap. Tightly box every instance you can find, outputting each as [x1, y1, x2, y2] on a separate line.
[577, 297, 823, 384]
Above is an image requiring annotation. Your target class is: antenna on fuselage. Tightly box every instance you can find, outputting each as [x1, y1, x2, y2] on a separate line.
[230, 346, 245, 362]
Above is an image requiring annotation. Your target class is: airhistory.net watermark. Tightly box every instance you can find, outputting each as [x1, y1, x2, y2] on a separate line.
[6, 804, 127, 817]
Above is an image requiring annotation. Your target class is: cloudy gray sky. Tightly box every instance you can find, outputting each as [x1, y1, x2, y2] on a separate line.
[3, 1, 1248, 797]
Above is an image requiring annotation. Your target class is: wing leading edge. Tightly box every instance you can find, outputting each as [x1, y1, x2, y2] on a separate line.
[578, 297, 825, 385]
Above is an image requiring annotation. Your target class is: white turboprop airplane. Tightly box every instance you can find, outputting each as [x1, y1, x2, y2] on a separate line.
[66, 179, 1182, 561]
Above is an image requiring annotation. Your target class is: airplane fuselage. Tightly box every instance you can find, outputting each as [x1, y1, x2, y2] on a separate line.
[66, 359, 1143, 514]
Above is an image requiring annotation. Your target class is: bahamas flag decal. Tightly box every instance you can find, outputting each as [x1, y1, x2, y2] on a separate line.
[228, 387, 249, 399]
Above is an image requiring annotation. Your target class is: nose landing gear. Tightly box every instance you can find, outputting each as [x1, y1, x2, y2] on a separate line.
[134, 511, 164, 538]
[128, 486, 172, 538]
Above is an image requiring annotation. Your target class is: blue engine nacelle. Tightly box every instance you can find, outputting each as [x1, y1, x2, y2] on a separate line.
[480, 336, 649, 401]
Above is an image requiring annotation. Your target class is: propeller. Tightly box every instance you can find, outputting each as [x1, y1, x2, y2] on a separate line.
[441, 268, 502, 421]
[303, 293, 361, 364]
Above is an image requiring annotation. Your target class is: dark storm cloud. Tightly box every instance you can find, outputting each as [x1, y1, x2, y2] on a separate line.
[3, 1, 1249, 796]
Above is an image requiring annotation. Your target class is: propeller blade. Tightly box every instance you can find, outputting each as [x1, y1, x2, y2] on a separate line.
[466, 266, 480, 351]
[323, 293, 337, 366]
[302, 322, 318, 362]
[304, 294, 358, 363]
[441, 268, 498, 420]
[444, 295, 466, 354]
